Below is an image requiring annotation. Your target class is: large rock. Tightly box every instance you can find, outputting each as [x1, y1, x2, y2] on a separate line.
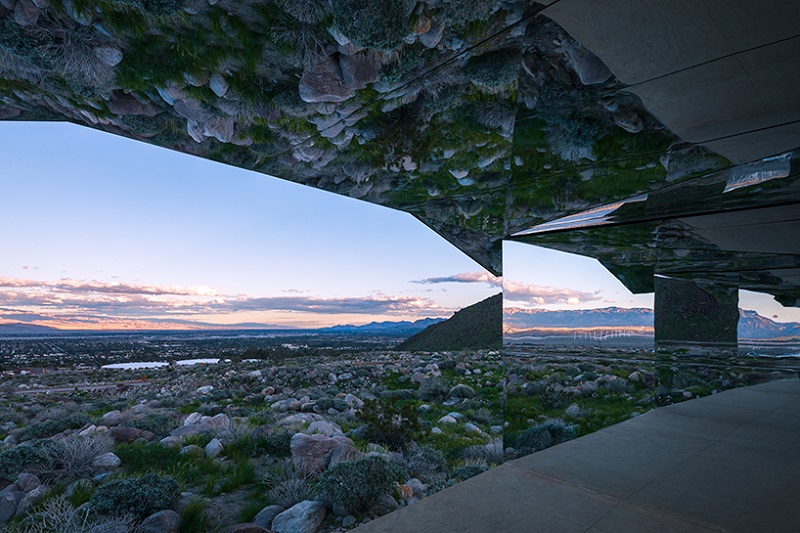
[290, 433, 340, 476]
[92, 452, 121, 471]
[339, 51, 382, 90]
[110, 426, 142, 443]
[136, 509, 181, 533]
[14, 484, 47, 518]
[305, 420, 342, 438]
[0, 487, 22, 523]
[205, 438, 224, 458]
[13, 0, 39, 26]
[14, 473, 40, 493]
[299, 55, 354, 103]
[253, 504, 284, 530]
[227, 524, 271, 533]
[327, 443, 364, 469]
[271, 500, 326, 533]
[563, 40, 612, 85]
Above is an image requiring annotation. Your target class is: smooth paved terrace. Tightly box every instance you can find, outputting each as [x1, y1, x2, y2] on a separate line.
[355, 379, 800, 532]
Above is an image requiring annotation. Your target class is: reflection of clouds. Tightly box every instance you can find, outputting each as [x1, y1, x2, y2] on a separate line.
[503, 280, 600, 306]
[0, 276, 449, 327]
[414, 272, 501, 286]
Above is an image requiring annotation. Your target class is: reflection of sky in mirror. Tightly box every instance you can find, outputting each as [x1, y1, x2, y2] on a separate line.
[502, 241, 654, 310]
[0, 122, 496, 329]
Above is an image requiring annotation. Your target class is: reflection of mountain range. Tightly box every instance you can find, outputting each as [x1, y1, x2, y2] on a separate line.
[504, 307, 800, 339]
[504, 307, 654, 329]
[0, 323, 60, 335]
[738, 310, 800, 339]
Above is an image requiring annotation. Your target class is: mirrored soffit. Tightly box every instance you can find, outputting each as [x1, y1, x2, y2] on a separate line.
[1, 0, 798, 306]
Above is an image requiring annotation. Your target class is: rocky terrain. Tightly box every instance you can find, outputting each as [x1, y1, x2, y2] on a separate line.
[1, 333, 796, 533]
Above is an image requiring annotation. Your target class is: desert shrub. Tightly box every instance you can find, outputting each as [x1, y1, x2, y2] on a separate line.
[379, 389, 415, 401]
[278, 0, 327, 24]
[65, 479, 95, 508]
[449, 384, 476, 399]
[122, 0, 183, 17]
[6, 495, 134, 533]
[330, 0, 410, 51]
[260, 461, 315, 508]
[0, 441, 52, 481]
[602, 378, 632, 394]
[359, 399, 419, 452]
[18, 413, 90, 442]
[516, 419, 576, 455]
[461, 439, 503, 465]
[466, 49, 520, 92]
[416, 377, 449, 401]
[264, 432, 292, 457]
[453, 463, 489, 480]
[180, 498, 209, 533]
[40, 433, 114, 482]
[468, 407, 495, 425]
[378, 51, 422, 86]
[89, 474, 180, 519]
[0, 18, 44, 67]
[405, 446, 448, 482]
[122, 412, 178, 436]
[317, 457, 404, 514]
[314, 397, 349, 412]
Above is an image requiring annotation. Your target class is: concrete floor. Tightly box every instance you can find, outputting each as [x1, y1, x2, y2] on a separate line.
[354, 379, 800, 532]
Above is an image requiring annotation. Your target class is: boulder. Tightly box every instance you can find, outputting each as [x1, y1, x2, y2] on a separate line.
[13, 0, 39, 26]
[290, 433, 340, 477]
[252, 505, 284, 530]
[136, 509, 181, 533]
[227, 524, 271, 533]
[14, 484, 47, 518]
[299, 55, 354, 103]
[0, 487, 22, 523]
[110, 426, 142, 443]
[184, 412, 204, 426]
[271, 500, 326, 533]
[327, 443, 364, 469]
[344, 394, 363, 409]
[92, 452, 121, 470]
[563, 40, 612, 85]
[101, 410, 123, 426]
[205, 438, 224, 458]
[209, 73, 229, 97]
[339, 51, 382, 90]
[305, 420, 342, 438]
[94, 46, 123, 67]
[14, 473, 40, 493]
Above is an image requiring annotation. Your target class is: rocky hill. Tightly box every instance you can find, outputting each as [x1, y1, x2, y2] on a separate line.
[398, 293, 501, 351]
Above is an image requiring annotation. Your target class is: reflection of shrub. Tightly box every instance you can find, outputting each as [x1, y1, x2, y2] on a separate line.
[90, 474, 180, 519]
[516, 419, 576, 455]
[317, 457, 404, 514]
[466, 49, 519, 92]
[331, 0, 409, 51]
[360, 399, 419, 452]
[449, 384, 476, 399]
[416, 377, 449, 402]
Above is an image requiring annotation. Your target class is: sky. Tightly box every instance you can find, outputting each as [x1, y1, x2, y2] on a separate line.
[1, 121, 798, 329]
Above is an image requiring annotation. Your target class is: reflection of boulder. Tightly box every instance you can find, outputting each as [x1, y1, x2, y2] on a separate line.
[299, 55, 354, 103]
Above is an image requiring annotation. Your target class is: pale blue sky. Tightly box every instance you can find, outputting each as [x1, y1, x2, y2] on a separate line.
[1, 121, 797, 329]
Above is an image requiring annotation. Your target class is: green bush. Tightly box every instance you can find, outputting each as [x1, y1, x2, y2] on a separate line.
[18, 413, 90, 442]
[466, 49, 520, 92]
[516, 419, 576, 455]
[416, 377, 449, 401]
[180, 497, 210, 533]
[314, 397, 350, 412]
[453, 463, 489, 480]
[89, 474, 180, 518]
[406, 445, 448, 482]
[360, 399, 419, 452]
[449, 384, 476, 399]
[330, 0, 410, 51]
[0, 441, 52, 480]
[317, 457, 404, 514]
[122, 412, 178, 436]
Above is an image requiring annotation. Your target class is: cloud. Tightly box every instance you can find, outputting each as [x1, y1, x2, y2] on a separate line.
[0, 275, 449, 328]
[414, 272, 501, 286]
[0, 277, 219, 297]
[503, 280, 600, 306]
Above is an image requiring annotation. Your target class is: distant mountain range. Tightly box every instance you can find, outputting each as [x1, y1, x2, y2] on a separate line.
[738, 309, 800, 339]
[0, 323, 60, 335]
[316, 318, 445, 336]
